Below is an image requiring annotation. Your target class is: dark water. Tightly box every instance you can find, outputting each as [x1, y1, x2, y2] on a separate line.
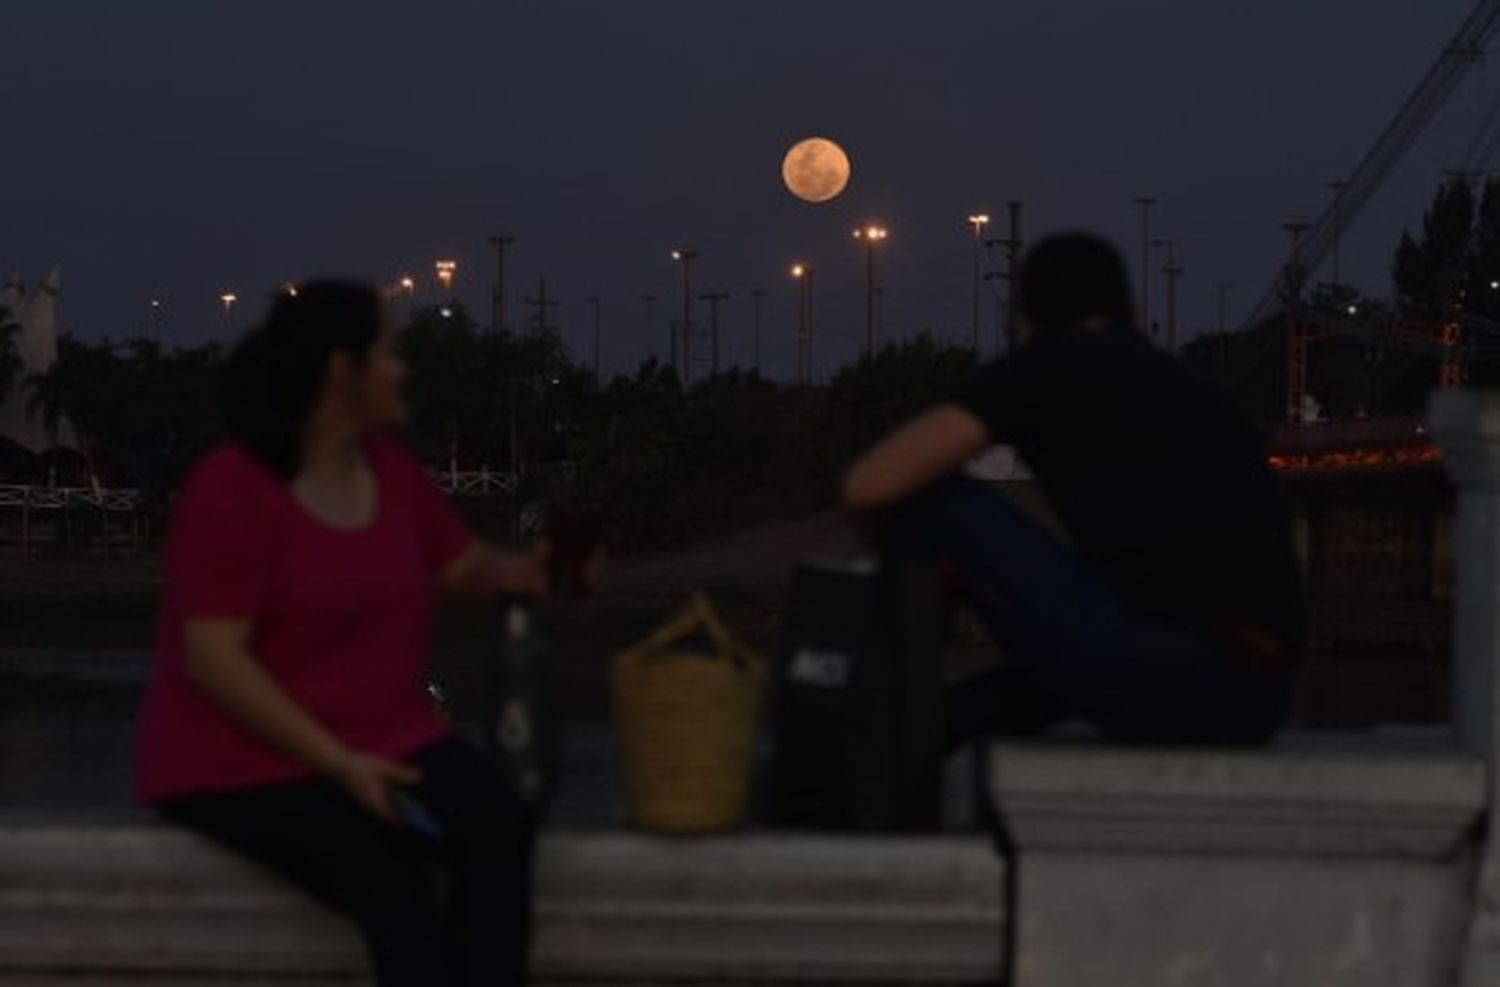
[0, 650, 979, 827]
[0, 650, 632, 826]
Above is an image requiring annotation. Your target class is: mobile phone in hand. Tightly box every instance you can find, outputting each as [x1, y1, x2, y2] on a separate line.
[390, 787, 445, 841]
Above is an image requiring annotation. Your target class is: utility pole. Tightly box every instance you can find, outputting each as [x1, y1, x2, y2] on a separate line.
[1163, 253, 1183, 354]
[524, 278, 559, 334]
[1282, 220, 1312, 425]
[751, 289, 765, 375]
[1135, 196, 1157, 333]
[985, 201, 1025, 352]
[1151, 239, 1182, 353]
[672, 248, 698, 381]
[488, 234, 515, 334]
[643, 294, 658, 363]
[699, 291, 730, 375]
[589, 296, 602, 382]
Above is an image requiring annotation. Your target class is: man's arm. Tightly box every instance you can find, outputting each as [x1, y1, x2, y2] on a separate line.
[842, 403, 991, 510]
[439, 542, 550, 600]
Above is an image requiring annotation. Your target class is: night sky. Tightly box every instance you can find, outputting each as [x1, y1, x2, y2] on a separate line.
[1, 2, 1483, 379]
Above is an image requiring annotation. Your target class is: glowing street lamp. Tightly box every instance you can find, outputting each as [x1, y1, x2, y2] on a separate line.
[281, 282, 299, 298]
[220, 292, 238, 330]
[791, 263, 815, 385]
[853, 225, 888, 357]
[399, 276, 416, 295]
[967, 213, 991, 351]
[671, 247, 699, 379]
[435, 260, 457, 296]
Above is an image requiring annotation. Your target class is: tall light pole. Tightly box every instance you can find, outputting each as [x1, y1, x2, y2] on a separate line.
[699, 291, 730, 375]
[1134, 196, 1157, 333]
[853, 224, 888, 358]
[435, 260, 457, 298]
[149, 297, 163, 341]
[967, 213, 991, 351]
[671, 248, 698, 381]
[792, 263, 814, 385]
[1282, 219, 1313, 425]
[643, 294, 658, 363]
[751, 289, 765, 375]
[1151, 239, 1183, 353]
[488, 235, 515, 334]
[219, 292, 238, 332]
[589, 295, 602, 382]
[1003, 201, 1023, 352]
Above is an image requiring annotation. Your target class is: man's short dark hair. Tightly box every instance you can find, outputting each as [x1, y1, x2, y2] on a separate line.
[1019, 234, 1135, 331]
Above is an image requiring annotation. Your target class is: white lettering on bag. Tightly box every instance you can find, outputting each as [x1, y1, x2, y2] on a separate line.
[788, 649, 853, 689]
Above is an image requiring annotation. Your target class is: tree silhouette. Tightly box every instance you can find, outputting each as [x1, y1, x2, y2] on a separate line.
[1392, 178, 1475, 319]
[24, 361, 72, 450]
[0, 307, 21, 405]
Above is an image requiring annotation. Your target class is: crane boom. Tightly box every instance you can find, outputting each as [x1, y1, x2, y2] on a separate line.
[1244, 0, 1500, 328]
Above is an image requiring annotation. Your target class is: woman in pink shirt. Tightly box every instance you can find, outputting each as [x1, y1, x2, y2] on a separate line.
[137, 281, 548, 986]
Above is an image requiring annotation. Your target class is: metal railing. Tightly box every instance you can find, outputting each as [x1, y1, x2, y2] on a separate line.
[0, 484, 144, 512]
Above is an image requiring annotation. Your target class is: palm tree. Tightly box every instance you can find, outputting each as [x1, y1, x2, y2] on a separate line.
[0, 307, 21, 405]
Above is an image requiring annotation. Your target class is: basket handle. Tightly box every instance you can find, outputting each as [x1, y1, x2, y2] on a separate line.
[689, 594, 737, 659]
[617, 594, 743, 666]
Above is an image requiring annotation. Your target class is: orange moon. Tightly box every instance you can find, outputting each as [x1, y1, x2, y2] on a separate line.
[782, 137, 851, 204]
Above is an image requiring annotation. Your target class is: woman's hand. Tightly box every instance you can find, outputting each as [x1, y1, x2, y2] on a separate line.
[327, 749, 423, 824]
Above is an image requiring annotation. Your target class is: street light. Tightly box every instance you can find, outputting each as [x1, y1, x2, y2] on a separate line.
[967, 213, 991, 351]
[853, 224, 888, 357]
[435, 260, 457, 296]
[399, 276, 416, 295]
[791, 263, 815, 385]
[220, 292, 238, 330]
[1150, 239, 1182, 352]
[281, 282, 299, 298]
[671, 247, 699, 380]
[1134, 196, 1157, 332]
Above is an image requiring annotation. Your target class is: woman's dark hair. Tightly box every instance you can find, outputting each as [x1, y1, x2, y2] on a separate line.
[224, 279, 384, 478]
[1019, 233, 1135, 331]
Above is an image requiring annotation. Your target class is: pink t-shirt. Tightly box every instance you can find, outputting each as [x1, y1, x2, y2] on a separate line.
[135, 436, 474, 803]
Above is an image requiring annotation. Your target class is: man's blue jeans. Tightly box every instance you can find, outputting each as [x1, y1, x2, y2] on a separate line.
[883, 476, 1293, 747]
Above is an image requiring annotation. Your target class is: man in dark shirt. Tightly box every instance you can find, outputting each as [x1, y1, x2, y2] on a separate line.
[843, 233, 1302, 745]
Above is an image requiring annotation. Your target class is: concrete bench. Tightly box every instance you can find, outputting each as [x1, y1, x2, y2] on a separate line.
[979, 389, 1500, 987]
[988, 739, 1484, 986]
[0, 821, 1002, 985]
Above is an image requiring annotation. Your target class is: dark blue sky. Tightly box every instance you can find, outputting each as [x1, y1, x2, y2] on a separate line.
[1, 2, 1481, 379]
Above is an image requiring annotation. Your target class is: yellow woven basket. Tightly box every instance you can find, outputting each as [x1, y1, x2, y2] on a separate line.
[612, 594, 766, 834]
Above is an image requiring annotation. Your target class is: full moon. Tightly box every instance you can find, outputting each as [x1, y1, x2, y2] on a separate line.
[782, 137, 851, 204]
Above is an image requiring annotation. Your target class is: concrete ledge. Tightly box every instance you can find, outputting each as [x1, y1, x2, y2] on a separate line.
[0, 824, 1003, 985]
[988, 741, 1486, 986]
[990, 741, 1485, 857]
